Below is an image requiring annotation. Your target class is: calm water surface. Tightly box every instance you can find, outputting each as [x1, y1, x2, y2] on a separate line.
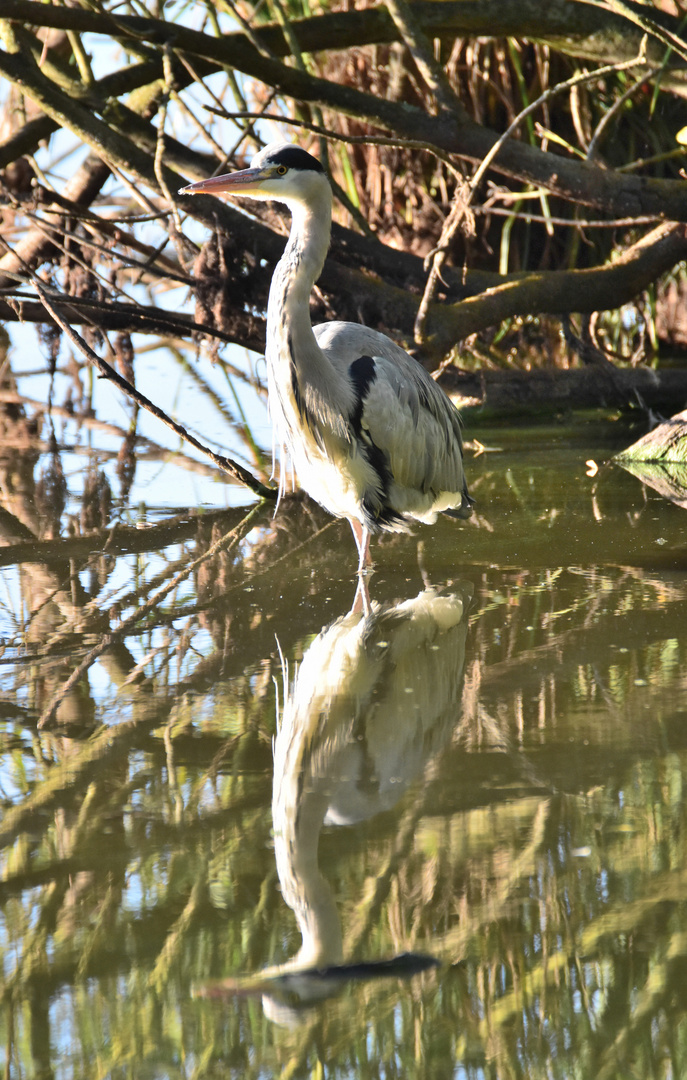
[1, 422, 686, 1079]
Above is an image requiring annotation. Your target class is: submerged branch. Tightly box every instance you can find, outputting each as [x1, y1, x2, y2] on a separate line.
[440, 364, 687, 417]
[0, 506, 251, 569]
[616, 408, 687, 463]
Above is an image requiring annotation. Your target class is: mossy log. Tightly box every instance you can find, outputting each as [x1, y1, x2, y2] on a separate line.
[616, 459, 687, 509]
[615, 409, 687, 509]
[616, 409, 687, 463]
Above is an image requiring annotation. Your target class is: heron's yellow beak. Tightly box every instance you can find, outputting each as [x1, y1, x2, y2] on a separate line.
[178, 166, 272, 197]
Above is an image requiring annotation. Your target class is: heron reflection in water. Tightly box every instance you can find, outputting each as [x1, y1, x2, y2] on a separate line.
[180, 144, 472, 577]
[261, 584, 471, 1021]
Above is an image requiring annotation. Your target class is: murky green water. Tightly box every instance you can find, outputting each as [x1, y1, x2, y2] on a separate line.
[1, 422, 687, 1079]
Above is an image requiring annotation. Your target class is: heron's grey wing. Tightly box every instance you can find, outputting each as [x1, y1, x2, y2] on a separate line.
[314, 322, 470, 512]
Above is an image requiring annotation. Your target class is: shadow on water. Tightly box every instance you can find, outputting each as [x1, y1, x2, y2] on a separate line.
[1, 410, 687, 1078]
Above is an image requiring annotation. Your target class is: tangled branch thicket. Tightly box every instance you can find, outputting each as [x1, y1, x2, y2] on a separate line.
[1, 0, 687, 484]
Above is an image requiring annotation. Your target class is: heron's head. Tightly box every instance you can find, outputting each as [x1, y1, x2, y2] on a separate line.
[179, 142, 329, 208]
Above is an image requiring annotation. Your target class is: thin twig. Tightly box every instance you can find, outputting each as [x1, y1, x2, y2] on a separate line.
[474, 206, 663, 228]
[467, 43, 651, 205]
[601, 0, 687, 64]
[414, 188, 473, 344]
[202, 107, 459, 169]
[0, 283, 258, 346]
[155, 45, 197, 270]
[0, 234, 275, 498]
[17, 208, 191, 285]
[384, 0, 468, 120]
[224, 90, 278, 162]
[217, 0, 275, 59]
[586, 65, 660, 162]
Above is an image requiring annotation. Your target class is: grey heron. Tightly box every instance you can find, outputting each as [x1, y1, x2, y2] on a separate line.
[180, 143, 472, 572]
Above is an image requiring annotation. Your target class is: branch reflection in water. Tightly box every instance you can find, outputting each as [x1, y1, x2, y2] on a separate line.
[202, 585, 472, 1023]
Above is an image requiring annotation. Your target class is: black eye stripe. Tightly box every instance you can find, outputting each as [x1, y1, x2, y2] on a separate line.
[261, 145, 325, 173]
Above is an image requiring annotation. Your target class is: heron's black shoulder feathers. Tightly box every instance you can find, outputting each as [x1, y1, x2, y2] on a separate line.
[346, 354, 406, 532]
[348, 355, 377, 433]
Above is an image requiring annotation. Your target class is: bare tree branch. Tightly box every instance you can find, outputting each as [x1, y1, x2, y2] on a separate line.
[4, 0, 687, 74]
[0, 234, 275, 498]
[4, 3, 687, 219]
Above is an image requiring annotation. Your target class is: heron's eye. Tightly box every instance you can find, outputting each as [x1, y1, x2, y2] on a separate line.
[276, 165, 288, 175]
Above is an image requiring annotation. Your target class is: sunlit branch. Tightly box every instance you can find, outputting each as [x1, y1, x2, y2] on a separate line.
[0, 236, 275, 498]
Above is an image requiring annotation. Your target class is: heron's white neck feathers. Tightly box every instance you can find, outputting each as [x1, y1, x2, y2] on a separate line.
[268, 182, 332, 343]
[266, 178, 354, 499]
[288, 192, 332, 284]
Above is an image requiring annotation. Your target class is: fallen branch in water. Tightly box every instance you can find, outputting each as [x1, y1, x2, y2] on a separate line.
[615, 408, 687, 462]
[439, 363, 687, 417]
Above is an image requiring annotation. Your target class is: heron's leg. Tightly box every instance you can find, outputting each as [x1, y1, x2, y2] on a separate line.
[351, 574, 372, 616]
[349, 519, 371, 574]
[417, 540, 431, 589]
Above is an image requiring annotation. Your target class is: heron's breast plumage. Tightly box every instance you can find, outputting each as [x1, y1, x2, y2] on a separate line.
[266, 325, 374, 522]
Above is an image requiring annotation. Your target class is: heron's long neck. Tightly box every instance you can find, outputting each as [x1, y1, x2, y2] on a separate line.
[267, 186, 332, 372]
